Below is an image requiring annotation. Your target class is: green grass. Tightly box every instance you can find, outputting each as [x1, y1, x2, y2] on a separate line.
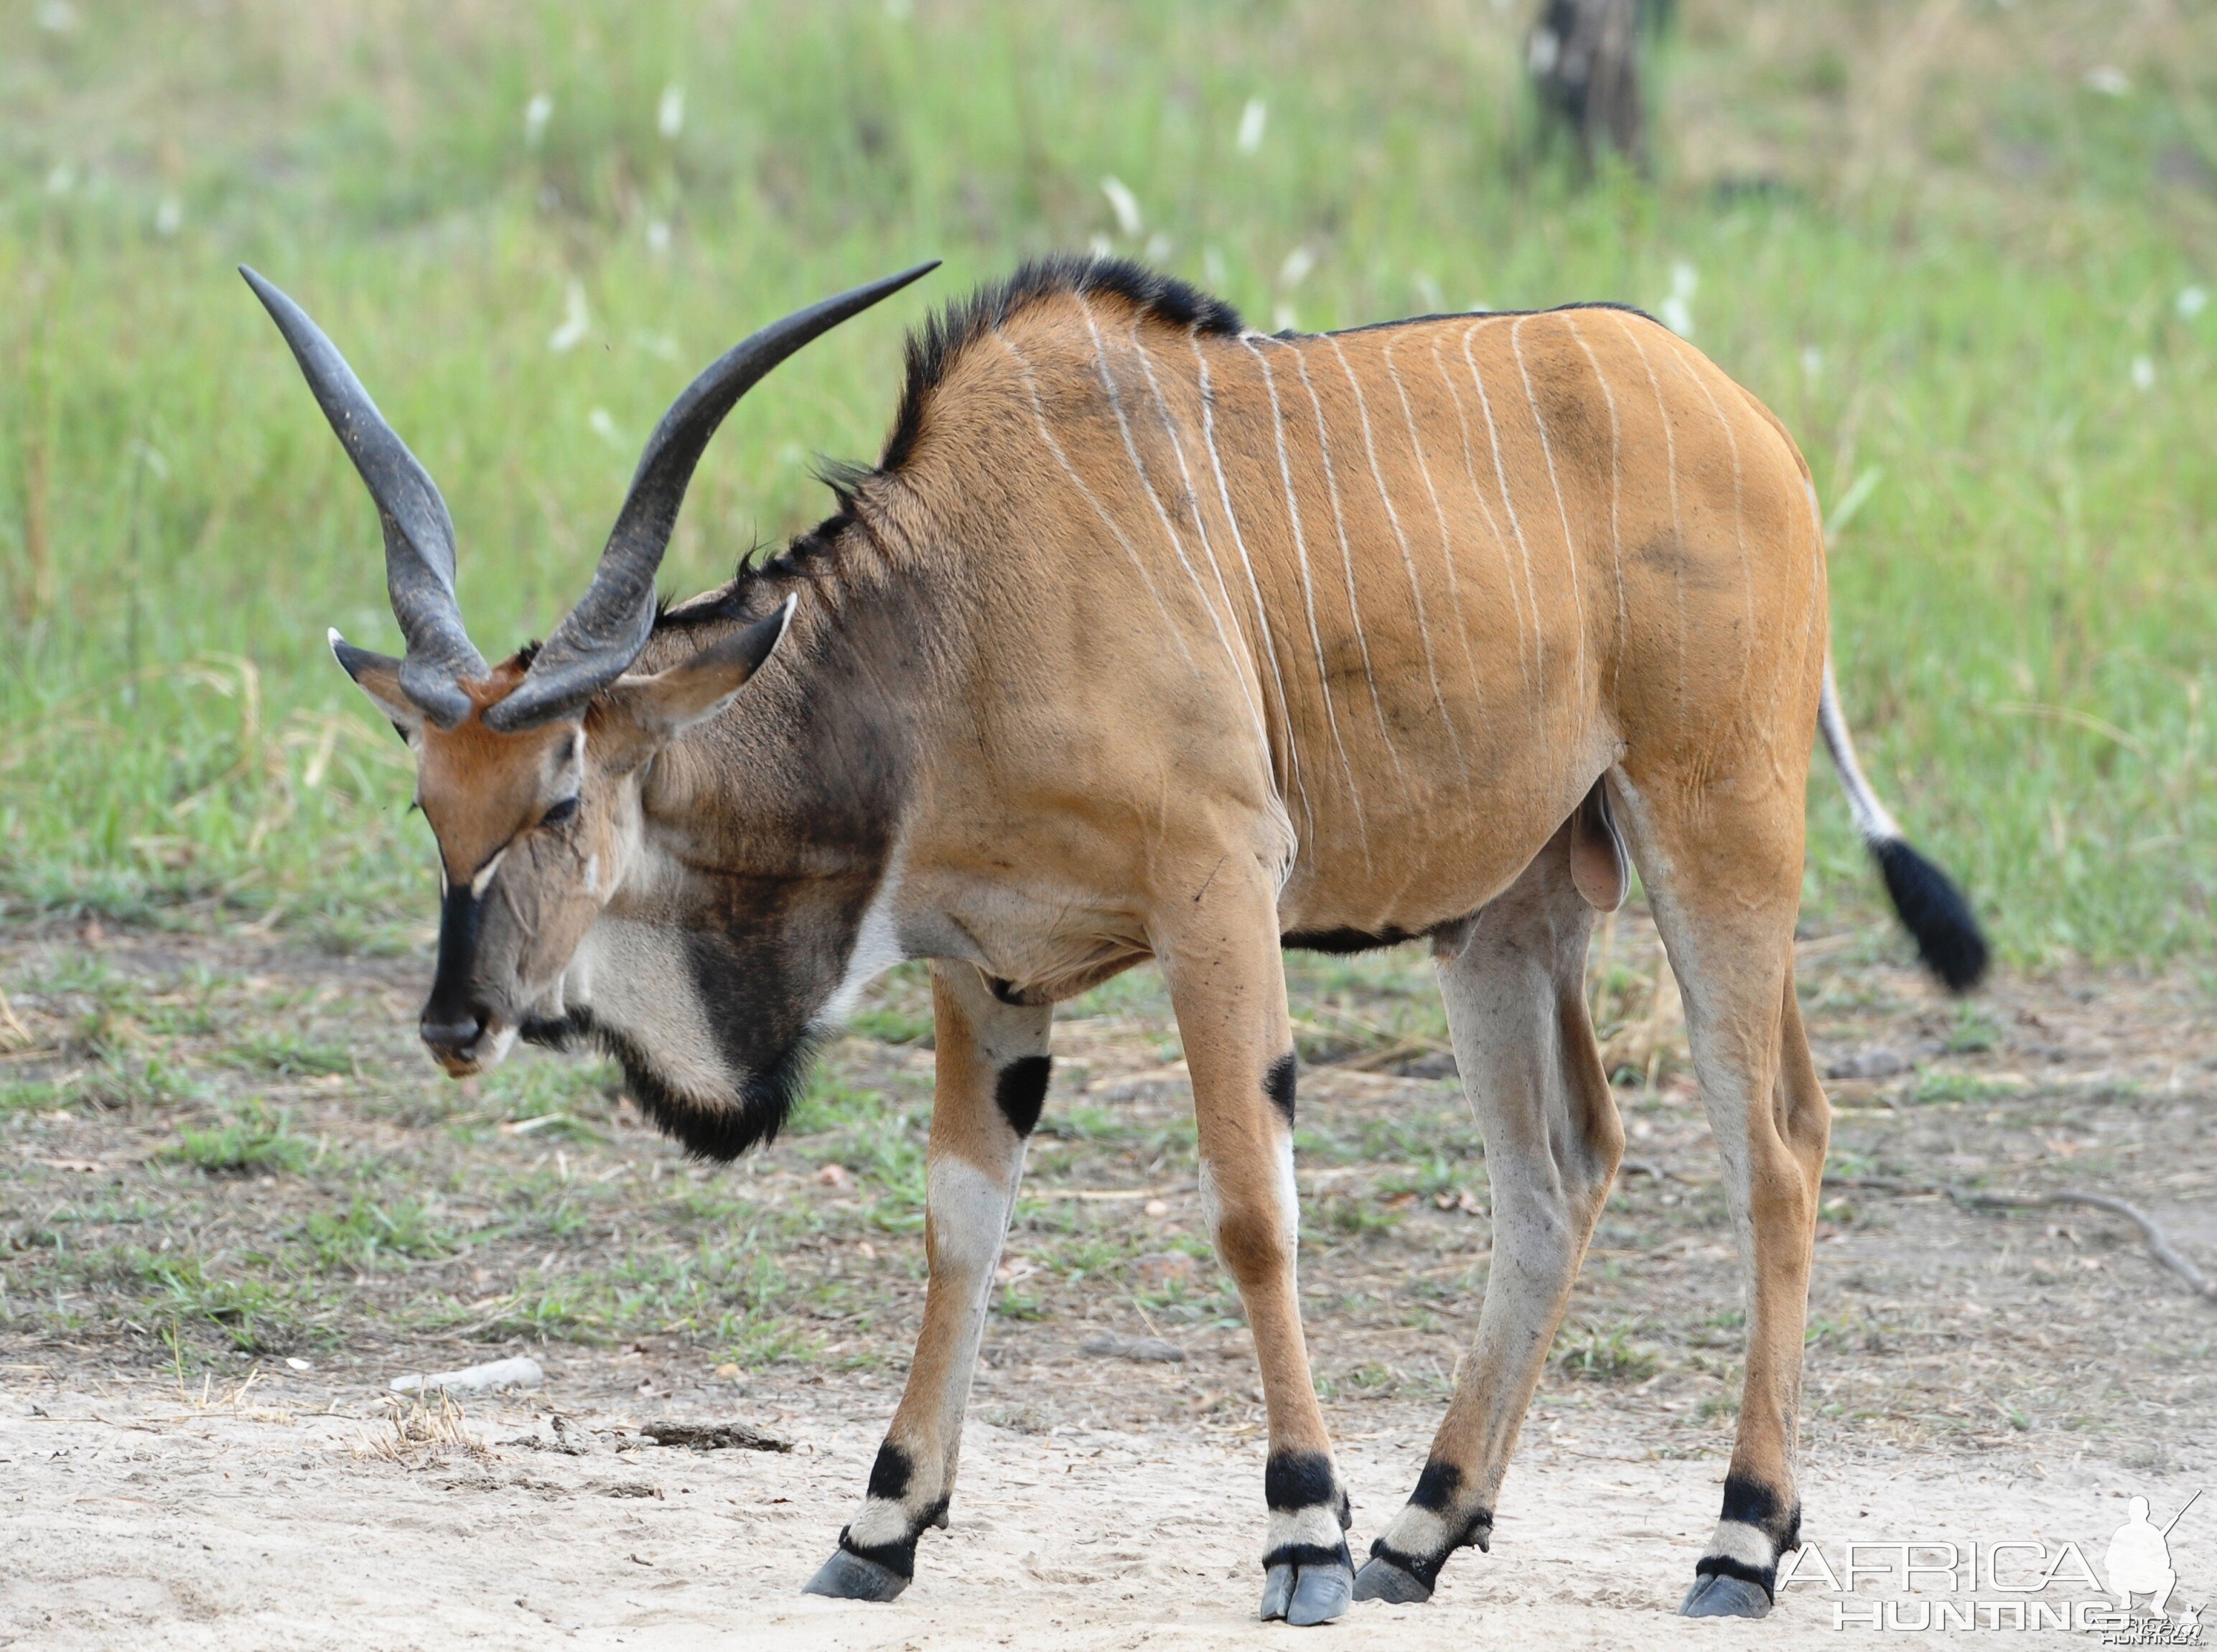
[3, 1, 2215, 961]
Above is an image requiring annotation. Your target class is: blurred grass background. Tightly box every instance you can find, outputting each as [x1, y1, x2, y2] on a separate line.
[1, 0, 2213, 963]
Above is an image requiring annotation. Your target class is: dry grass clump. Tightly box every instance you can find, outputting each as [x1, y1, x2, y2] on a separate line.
[354, 1391, 491, 1467]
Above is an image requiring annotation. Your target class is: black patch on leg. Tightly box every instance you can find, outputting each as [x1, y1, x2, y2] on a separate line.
[1264, 1450, 1338, 1511]
[1721, 1472, 1801, 1552]
[994, 1055, 1052, 1137]
[836, 1525, 919, 1581]
[1262, 1541, 1353, 1572]
[1408, 1457, 1462, 1511]
[1694, 1553, 1777, 1597]
[866, 1441, 914, 1502]
[1263, 1053, 1297, 1126]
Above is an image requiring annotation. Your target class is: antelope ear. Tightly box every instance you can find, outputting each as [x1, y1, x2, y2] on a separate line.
[599, 597, 795, 744]
[330, 629, 424, 738]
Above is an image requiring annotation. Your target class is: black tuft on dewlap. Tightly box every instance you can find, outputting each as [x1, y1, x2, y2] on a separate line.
[1872, 837, 1989, 992]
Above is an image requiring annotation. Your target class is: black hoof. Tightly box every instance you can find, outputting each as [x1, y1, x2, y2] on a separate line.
[1353, 1555, 1432, 1605]
[1262, 1558, 1354, 1625]
[803, 1547, 909, 1602]
[1680, 1572, 1773, 1619]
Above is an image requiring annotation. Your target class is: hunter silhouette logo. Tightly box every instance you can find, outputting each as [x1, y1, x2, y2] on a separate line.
[1777, 1487, 2206, 1635]
[2106, 1493, 2199, 1622]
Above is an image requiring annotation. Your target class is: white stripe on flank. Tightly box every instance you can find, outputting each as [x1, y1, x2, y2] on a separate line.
[1677, 352, 1758, 723]
[1242, 337, 1369, 859]
[1509, 317, 1590, 706]
[1383, 335, 1493, 749]
[994, 335, 1196, 672]
[1326, 335, 1467, 780]
[1460, 322, 1548, 694]
[1187, 330, 1311, 839]
[1431, 333, 1534, 704]
[1609, 312, 1688, 721]
[1285, 341, 1413, 796]
[1079, 302, 1272, 756]
[1562, 316, 1630, 696]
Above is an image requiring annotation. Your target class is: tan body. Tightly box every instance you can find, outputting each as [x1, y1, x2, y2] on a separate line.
[269, 257, 1977, 1622]
[756, 292, 1831, 1618]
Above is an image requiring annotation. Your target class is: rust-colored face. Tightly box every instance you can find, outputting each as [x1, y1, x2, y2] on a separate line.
[331, 611, 793, 1076]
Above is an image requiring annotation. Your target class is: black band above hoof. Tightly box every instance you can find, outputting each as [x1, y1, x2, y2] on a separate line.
[803, 1547, 910, 1602]
[1680, 1572, 1773, 1619]
[1352, 1554, 1433, 1605]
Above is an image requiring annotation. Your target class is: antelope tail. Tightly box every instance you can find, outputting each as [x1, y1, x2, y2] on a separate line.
[1819, 658, 1990, 992]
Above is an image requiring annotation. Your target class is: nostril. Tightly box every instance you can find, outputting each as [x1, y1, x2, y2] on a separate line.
[420, 1009, 488, 1052]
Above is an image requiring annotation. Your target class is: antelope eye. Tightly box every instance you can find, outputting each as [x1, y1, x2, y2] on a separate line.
[540, 795, 579, 827]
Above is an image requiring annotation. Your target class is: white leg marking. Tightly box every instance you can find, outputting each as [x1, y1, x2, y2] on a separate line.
[1286, 341, 1413, 797]
[1707, 1519, 1778, 1569]
[1325, 334, 1467, 778]
[1241, 338, 1368, 860]
[1509, 316, 1590, 708]
[1267, 1506, 1349, 1552]
[995, 335, 1197, 672]
[1562, 315, 1629, 696]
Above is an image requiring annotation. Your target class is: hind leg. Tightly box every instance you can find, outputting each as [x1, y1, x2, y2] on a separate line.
[1355, 823, 1624, 1602]
[1611, 770, 1829, 1620]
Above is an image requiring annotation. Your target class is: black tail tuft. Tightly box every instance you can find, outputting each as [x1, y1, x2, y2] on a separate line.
[1872, 838, 1989, 993]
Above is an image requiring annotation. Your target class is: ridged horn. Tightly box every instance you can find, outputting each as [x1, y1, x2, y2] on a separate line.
[485, 260, 939, 732]
[241, 266, 486, 727]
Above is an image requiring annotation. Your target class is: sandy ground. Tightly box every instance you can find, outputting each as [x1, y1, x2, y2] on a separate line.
[1, 1360, 2200, 1651]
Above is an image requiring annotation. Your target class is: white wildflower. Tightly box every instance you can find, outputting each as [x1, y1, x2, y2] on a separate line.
[1801, 345, 1824, 380]
[588, 408, 621, 446]
[1273, 302, 1299, 333]
[2131, 355, 2155, 391]
[1144, 230, 1173, 263]
[524, 93, 554, 147]
[658, 85, 685, 140]
[1236, 98, 1267, 156]
[1414, 271, 1444, 312]
[1101, 176, 1142, 238]
[548, 281, 589, 353]
[1658, 261, 1696, 337]
[1278, 246, 1315, 289]
[2178, 285, 2208, 321]
[35, 1, 78, 32]
[2083, 66, 2131, 97]
[1202, 246, 1228, 288]
[154, 195, 182, 237]
[45, 162, 75, 196]
[646, 219, 672, 255]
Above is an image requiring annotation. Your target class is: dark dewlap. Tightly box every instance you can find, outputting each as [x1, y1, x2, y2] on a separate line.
[519, 1007, 821, 1161]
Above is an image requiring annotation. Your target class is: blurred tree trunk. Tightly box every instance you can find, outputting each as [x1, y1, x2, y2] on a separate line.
[1527, 0, 1647, 172]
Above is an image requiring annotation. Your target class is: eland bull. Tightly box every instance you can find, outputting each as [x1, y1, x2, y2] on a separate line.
[247, 254, 1986, 1625]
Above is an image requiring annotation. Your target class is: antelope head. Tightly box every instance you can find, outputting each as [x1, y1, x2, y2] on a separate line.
[244, 263, 935, 1078]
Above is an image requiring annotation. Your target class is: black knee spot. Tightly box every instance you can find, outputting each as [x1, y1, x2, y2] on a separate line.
[1721, 1473, 1801, 1549]
[1263, 1053, 1297, 1126]
[994, 1055, 1052, 1137]
[1409, 1458, 1462, 1512]
[1264, 1449, 1338, 1511]
[866, 1440, 914, 1502]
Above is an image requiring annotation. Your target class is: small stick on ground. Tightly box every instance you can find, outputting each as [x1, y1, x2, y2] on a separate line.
[1826, 1175, 2217, 1305]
